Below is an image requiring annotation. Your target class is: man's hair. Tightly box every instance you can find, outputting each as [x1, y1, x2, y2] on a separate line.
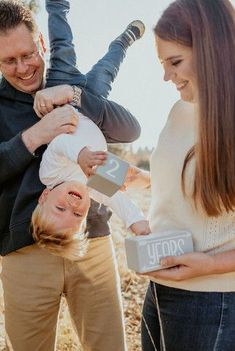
[31, 204, 89, 260]
[0, 0, 37, 35]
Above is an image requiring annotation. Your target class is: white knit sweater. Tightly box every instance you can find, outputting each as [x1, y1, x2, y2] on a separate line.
[149, 101, 235, 291]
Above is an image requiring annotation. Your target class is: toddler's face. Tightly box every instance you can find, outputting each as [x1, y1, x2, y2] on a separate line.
[38, 181, 90, 232]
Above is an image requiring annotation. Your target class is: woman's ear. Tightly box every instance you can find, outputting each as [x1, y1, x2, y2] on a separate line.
[38, 188, 50, 205]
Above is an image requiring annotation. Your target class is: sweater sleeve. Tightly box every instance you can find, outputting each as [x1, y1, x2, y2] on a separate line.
[40, 134, 145, 228]
[80, 90, 141, 143]
[0, 133, 35, 185]
[39, 117, 108, 187]
[39, 134, 87, 188]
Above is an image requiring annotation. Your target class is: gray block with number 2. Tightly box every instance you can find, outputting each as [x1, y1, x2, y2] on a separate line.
[125, 231, 194, 273]
[87, 152, 129, 197]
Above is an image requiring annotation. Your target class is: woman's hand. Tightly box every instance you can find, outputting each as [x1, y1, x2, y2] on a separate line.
[143, 252, 216, 281]
[78, 147, 107, 177]
[34, 85, 74, 117]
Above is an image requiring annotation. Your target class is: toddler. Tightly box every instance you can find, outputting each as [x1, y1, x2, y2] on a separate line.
[31, 0, 148, 260]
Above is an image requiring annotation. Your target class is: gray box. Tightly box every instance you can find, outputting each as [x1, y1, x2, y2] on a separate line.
[125, 231, 194, 273]
[87, 152, 129, 197]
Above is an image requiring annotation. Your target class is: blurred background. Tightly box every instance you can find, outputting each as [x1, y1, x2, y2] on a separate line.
[28, 0, 181, 155]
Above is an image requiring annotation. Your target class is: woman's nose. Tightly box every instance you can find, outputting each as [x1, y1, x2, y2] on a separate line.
[164, 67, 174, 82]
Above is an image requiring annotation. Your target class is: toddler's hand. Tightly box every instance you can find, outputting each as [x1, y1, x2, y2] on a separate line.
[129, 220, 151, 236]
[78, 147, 107, 177]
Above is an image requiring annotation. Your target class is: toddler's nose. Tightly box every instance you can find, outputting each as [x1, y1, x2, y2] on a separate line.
[67, 193, 82, 209]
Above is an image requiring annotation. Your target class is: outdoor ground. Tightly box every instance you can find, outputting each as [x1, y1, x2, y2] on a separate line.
[0, 188, 150, 351]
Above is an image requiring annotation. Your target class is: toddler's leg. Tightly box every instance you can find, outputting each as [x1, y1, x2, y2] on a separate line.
[85, 20, 145, 98]
[46, 0, 86, 88]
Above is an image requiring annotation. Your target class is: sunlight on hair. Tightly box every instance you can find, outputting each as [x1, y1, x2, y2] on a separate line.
[31, 204, 89, 261]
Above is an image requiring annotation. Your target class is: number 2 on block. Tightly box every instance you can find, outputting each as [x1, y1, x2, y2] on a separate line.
[106, 159, 120, 178]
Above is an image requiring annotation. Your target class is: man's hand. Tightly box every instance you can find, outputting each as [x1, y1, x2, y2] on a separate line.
[22, 104, 79, 153]
[78, 147, 107, 177]
[129, 220, 151, 236]
[34, 85, 74, 117]
[143, 252, 216, 281]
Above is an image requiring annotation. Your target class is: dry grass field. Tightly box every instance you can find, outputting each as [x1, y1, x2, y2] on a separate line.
[0, 188, 150, 351]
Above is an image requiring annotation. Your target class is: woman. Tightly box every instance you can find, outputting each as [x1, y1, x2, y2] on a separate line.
[139, 0, 235, 350]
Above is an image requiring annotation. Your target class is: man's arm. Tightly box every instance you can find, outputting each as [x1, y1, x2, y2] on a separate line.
[0, 134, 35, 184]
[80, 90, 141, 143]
[35, 86, 141, 143]
[0, 105, 78, 185]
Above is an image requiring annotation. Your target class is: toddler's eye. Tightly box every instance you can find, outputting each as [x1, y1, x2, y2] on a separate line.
[74, 212, 82, 217]
[56, 206, 66, 212]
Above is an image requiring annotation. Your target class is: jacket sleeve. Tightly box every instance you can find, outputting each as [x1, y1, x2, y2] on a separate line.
[0, 133, 35, 185]
[80, 89, 141, 143]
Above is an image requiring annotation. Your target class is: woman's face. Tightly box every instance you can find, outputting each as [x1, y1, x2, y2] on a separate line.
[156, 36, 197, 103]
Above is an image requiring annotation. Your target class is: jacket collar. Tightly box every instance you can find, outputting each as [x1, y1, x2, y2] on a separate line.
[0, 76, 34, 104]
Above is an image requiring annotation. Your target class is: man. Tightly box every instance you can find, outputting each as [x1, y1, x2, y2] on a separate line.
[0, 1, 142, 350]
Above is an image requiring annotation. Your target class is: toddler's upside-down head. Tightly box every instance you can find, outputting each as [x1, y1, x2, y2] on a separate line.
[31, 181, 91, 260]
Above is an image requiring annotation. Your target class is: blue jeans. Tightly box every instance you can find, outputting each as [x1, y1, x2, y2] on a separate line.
[142, 281, 235, 351]
[46, 0, 127, 98]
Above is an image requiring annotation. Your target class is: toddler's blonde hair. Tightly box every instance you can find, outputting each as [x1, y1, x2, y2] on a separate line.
[31, 204, 89, 260]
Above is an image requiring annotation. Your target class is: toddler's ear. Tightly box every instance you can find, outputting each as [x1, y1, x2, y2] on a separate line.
[38, 188, 50, 204]
[38, 32, 47, 56]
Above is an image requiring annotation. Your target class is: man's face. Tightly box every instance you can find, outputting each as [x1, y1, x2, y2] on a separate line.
[0, 23, 45, 94]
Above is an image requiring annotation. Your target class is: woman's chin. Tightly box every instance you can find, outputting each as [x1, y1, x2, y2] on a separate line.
[180, 93, 195, 103]
[179, 88, 198, 103]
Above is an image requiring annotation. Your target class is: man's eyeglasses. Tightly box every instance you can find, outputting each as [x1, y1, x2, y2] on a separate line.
[0, 48, 40, 71]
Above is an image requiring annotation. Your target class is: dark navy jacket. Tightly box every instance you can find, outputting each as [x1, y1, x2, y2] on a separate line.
[0, 78, 141, 255]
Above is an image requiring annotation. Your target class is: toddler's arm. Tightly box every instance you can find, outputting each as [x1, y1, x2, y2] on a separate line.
[39, 132, 147, 231]
[89, 188, 147, 232]
[34, 86, 141, 143]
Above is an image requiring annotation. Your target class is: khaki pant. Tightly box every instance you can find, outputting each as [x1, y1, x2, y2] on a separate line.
[1, 236, 127, 351]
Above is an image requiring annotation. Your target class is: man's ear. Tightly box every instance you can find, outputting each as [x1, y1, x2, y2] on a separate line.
[38, 32, 47, 56]
[38, 188, 50, 205]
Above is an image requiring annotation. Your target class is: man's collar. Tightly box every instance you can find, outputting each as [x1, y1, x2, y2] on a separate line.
[0, 76, 34, 103]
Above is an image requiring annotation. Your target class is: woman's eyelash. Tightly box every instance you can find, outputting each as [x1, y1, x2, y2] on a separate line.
[172, 60, 182, 66]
